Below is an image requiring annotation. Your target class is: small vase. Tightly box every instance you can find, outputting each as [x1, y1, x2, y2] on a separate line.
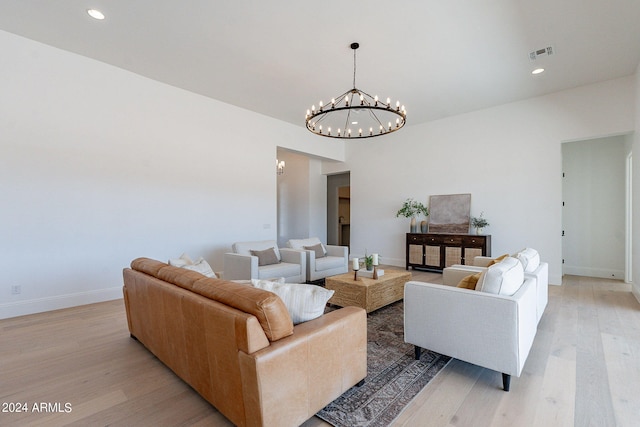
[410, 217, 417, 233]
[476, 227, 483, 235]
[366, 263, 373, 271]
[420, 220, 428, 233]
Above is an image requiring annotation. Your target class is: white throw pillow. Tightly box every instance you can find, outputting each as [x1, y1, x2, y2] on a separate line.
[251, 277, 286, 286]
[251, 281, 334, 324]
[181, 257, 217, 278]
[515, 248, 540, 272]
[168, 253, 194, 268]
[476, 256, 524, 296]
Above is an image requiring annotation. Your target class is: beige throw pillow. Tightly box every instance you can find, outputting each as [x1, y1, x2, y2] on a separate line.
[250, 247, 280, 266]
[304, 243, 326, 258]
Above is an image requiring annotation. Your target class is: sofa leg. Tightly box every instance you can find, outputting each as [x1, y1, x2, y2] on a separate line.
[414, 345, 421, 360]
[130, 334, 138, 341]
[502, 373, 511, 392]
[356, 379, 365, 387]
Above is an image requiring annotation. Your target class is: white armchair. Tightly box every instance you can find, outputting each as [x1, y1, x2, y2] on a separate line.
[443, 248, 548, 323]
[223, 240, 306, 283]
[286, 237, 348, 282]
[404, 257, 538, 391]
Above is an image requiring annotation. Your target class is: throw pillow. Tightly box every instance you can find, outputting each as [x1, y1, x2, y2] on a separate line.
[251, 277, 286, 286]
[168, 253, 194, 268]
[486, 253, 509, 267]
[303, 243, 326, 258]
[457, 272, 482, 290]
[515, 248, 540, 272]
[250, 247, 280, 266]
[251, 281, 334, 324]
[182, 257, 217, 278]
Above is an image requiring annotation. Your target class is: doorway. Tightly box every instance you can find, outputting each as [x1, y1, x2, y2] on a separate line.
[562, 136, 628, 279]
[327, 172, 350, 247]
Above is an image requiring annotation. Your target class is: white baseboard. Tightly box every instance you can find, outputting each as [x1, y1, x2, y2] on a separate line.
[0, 287, 123, 320]
[562, 265, 625, 281]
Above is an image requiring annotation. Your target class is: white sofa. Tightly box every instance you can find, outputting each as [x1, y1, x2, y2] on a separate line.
[286, 237, 348, 282]
[404, 257, 538, 391]
[223, 240, 306, 283]
[443, 248, 548, 323]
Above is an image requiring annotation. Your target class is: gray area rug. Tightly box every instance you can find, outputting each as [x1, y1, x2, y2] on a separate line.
[316, 301, 451, 427]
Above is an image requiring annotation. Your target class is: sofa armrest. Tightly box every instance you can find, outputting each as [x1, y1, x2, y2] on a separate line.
[473, 256, 495, 267]
[279, 247, 305, 264]
[325, 245, 348, 259]
[442, 265, 485, 286]
[223, 252, 258, 280]
[404, 278, 537, 377]
[237, 306, 367, 426]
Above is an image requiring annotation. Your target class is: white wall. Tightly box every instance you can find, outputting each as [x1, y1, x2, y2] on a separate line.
[562, 136, 626, 279]
[276, 149, 328, 248]
[341, 76, 636, 285]
[0, 31, 343, 318]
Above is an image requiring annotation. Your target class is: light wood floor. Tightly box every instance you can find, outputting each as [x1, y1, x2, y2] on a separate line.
[1, 271, 639, 426]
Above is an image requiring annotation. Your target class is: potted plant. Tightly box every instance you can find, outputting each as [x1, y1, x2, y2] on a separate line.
[471, 212, 489, 234]
[396, 198, 429, 233]
[363, 253, 374, 271]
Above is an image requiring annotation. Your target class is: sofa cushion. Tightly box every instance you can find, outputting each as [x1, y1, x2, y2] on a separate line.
[258, 262, 301, 279]
[457, 272, 482, 290]
[476, 256, 524, 296]
[515, 248, 540, 272]
[250, 247, 280, 266]
[304, 243, 326, 259]
[251, 280, 334, 324]
[314, 256, 344, 272]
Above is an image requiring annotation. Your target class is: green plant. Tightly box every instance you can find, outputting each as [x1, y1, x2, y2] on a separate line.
[363, 250, 374, 270]
[395, 198, 429, 218]
[471, 212, 490, 228]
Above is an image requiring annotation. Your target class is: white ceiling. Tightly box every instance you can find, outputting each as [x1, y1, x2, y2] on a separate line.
[1, 1, 639, 128]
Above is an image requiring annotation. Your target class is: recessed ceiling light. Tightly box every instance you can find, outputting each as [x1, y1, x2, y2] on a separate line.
[87, 9, 105, 20]
[532, 68, 545, 75]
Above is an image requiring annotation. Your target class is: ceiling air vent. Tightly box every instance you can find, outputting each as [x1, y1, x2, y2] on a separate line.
[529, 46, 554, 61]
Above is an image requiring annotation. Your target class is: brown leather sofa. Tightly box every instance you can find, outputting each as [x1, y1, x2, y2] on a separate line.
[123, 258, 367, 427]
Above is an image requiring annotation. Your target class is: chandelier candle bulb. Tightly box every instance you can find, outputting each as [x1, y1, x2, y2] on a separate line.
[304, 42, 406, 139]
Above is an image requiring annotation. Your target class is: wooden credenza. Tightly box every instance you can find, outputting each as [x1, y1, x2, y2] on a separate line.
[406, 233, 491, 272]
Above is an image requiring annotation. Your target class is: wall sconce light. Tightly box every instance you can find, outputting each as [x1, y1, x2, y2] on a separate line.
[276, 159, 285, 175]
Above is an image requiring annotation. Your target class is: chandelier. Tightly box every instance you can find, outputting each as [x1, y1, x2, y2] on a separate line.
[305, 42, 406, 139]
